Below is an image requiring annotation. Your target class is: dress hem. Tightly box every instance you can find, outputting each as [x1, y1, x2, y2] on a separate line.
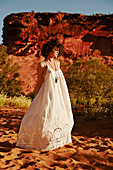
[16, 141, 73, 151]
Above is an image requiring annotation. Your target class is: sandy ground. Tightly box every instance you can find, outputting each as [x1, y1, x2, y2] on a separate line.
[0, 106, 113, 170]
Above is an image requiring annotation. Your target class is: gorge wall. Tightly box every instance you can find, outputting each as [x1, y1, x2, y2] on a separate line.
[2, 12, 113, 94]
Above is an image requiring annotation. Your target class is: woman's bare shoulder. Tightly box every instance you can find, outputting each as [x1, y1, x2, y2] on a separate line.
[37, 61, 48, 73]
[38, 61, 47, 68]
[56, 60, 60, 63]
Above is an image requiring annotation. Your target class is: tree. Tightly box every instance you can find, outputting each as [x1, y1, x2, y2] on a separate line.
[0, 44, 22, 96]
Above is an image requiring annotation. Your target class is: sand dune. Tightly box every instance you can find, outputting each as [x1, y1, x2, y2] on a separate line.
[0, 106, 113, 169]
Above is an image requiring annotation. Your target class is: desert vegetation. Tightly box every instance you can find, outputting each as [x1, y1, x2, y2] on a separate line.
[60, 57, 113, 119]
[0, 44, 32, 108]
[0, 44, 22, 96]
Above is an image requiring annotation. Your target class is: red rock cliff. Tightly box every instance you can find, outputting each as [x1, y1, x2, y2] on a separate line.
[2, 12, 113, 57]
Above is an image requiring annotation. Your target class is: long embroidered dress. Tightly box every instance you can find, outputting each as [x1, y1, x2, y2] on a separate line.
[16, 64, 74, 151]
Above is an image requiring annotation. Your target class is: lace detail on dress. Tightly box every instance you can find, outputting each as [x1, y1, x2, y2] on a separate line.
[43, 124, 72, 150]
[16, 124, 72, 151]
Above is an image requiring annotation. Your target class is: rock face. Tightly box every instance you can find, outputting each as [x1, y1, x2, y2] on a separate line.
[2, 12, 113, 94]
[2, 12, 113, 58]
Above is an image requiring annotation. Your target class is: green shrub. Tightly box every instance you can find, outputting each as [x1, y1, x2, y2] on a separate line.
[0, 44, 22, 96]
[11, 95, 32, 108]
[0, 92, 7, 107]
[0, 92, 31, 108]
[65, 57, 113, 117]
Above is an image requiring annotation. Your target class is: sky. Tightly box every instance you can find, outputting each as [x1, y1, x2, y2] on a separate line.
[0, 0, 113, 44]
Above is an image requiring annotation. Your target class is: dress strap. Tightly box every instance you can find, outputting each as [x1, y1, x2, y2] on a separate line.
[46, 60, 60, 71]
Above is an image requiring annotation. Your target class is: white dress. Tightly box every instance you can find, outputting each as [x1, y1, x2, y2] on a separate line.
[16, 64, 74, 151]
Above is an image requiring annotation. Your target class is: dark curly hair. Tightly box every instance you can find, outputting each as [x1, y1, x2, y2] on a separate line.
[41, 38, 64, 60]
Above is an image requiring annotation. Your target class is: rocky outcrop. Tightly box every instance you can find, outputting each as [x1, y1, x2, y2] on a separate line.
[2, 12, 113, 94]
[2, 12, 113, 58]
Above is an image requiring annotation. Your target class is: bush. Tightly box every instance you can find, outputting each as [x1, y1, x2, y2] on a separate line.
[11, 95, 32, 108]
[0, 92, 7, 107]
[65, 57, 113, 118]
[0, 44, 22, 96]
[0, 92, 31, 108]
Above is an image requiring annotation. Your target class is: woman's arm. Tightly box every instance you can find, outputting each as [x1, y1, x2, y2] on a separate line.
[34, 62, 44, 97]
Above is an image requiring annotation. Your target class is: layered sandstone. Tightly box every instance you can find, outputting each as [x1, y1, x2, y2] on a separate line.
[2, 12, 113, 58]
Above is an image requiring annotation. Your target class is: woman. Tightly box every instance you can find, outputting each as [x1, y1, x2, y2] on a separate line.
[16, 39, 74, 151]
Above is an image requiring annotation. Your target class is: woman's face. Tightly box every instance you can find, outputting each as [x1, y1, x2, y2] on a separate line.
[49, 46, 59, 58]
